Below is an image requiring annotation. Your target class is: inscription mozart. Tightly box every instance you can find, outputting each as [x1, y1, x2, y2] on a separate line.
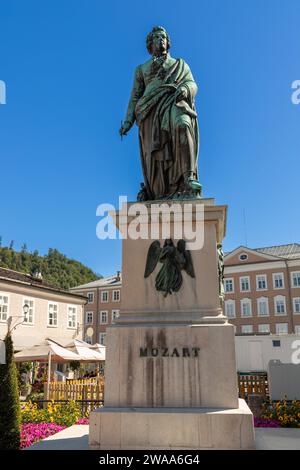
[139, 347, 200, 358]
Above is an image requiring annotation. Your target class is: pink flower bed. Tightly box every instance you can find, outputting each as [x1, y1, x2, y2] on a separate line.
[254, 417, 281, 428]
[76, 418, 89, 425]
[21, 418, 89, 448]
[20, 423, 67, 449]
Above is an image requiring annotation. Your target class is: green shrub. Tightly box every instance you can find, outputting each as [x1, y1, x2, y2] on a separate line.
[0, 334, 21, 449]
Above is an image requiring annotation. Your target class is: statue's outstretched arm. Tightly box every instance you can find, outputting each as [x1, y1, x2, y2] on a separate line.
[120, 66, 145, 136]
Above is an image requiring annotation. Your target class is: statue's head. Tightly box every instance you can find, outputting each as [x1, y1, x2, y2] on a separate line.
[146, 26, 171, 56]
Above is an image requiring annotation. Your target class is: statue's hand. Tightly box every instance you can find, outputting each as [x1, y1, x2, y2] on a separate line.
[119, 120, 132, 137]
[175, 87, 188, 103]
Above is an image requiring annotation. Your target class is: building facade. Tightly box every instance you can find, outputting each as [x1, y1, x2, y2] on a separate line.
[70, 272, 122, 345]
[70, 243, 300, 343]
[224, 244, 300, 335]
[0, 267, 86, 349]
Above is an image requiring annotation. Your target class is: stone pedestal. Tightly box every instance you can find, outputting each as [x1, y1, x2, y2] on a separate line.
[89, 198, 255, 450]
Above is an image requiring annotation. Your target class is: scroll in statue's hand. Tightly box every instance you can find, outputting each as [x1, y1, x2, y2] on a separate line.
[119, 120, 132, 137]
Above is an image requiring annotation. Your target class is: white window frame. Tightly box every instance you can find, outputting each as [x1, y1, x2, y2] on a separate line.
[100, 310, 108, 324]
[256, 274, 267, 291]
[87, 292, 94, 304]
[294, 325, 300, 335]
[47, 302, 58, 327]
[257, 297, 269, 317]
[22, 297, 35, 325]
[291, 272, 300, 288]
[274, 295, 286, 316]
[85, 311, 93, 324]
[224, 300, 236, 318]
[101, 291, 109, 303]
[99, 332, 106, 346]
[224, 278, 234, 293]
[112, 290, 120, 302]
[240, 276, 251, 293]
[240, 298, 252, 317]
[275, 323, 288, 335]
[112, 309, 120, 322]
[258, 324, 270, 333]
[0, 292, 9, 323]
[241, 325, 253, 334]
[67, 305, 77, 329]
[272, 272, 284, 290]
[293, 298, 300, 315]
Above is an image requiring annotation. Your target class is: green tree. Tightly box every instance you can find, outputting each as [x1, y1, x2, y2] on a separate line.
[0, 333, 21, 449]
[21, 243, 27, 253]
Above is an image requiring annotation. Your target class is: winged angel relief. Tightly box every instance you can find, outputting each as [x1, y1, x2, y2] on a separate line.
[144, 239, 195, 296]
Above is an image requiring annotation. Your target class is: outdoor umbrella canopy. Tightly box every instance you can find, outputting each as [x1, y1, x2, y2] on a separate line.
[48, 338, 106, 362]
[71, 339, 105, 361]
[14, 339, 82, 399]
[88, 343, 106, 360]
[14, 339, 82, 363]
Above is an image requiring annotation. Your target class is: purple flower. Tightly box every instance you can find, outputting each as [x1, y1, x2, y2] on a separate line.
[20, 423, 67, 448]
[254, 417, 281, 428]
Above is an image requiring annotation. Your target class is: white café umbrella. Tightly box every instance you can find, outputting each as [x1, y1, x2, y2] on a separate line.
[14, 339, 82, 398]
[88, 343, 106, 361]
[48, 338, 105, 362]
[69, 339, 105, 361]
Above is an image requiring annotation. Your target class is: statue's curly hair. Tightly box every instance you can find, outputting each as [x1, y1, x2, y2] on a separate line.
[146, 26, 171, 55]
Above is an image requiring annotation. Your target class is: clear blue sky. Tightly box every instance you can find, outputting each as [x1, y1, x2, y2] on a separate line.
[0, 0, 299, 276]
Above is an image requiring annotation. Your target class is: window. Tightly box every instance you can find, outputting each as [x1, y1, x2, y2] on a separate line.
[100, 311, 108, 324]
[48, 303, 58, 327]
[256, 275, 267, 290]
[241, 325, 253, 334]
[101, 291, 109, 303]
[272, 340, 281, 347]
[112, 290, 120, 302]
[240, 277, 250, 292]
[85, 311, 93, 324]
[112, 309, 120, 322]
[274, 296, 286, 315]
[0, 293, 9, 322]
[85, 335, 92, 345]
[23, 298, 34, 325]
[225, 300, 235, 318]
[273, 273, 284, 289]
[241, 299, 252, 317]
[292, 272, 300, 287]
[239, 253, 248, 261]
[257, 298, 269, 316]
[99, 333, 106, 345]
[276, 323, 288, 335]
[225, 278, 234, 293]
[67, 305, 77, 328]
[87, 292, 94, 304]
[293, 298, 300, 314]
[258, 324, 270, 333]
[294, 325, 300, 335]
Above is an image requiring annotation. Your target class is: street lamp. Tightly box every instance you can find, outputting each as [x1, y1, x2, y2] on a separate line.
[7, 303, 30, 333]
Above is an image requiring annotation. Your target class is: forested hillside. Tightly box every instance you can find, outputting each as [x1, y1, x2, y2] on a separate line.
[0, 241, 100, 289]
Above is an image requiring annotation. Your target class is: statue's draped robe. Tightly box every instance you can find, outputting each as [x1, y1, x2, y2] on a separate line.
[125, 56, 199, 199]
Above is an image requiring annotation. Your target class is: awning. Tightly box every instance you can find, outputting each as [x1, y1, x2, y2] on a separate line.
[48, 338, 105, 362]
[14, 339, 82, 363]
